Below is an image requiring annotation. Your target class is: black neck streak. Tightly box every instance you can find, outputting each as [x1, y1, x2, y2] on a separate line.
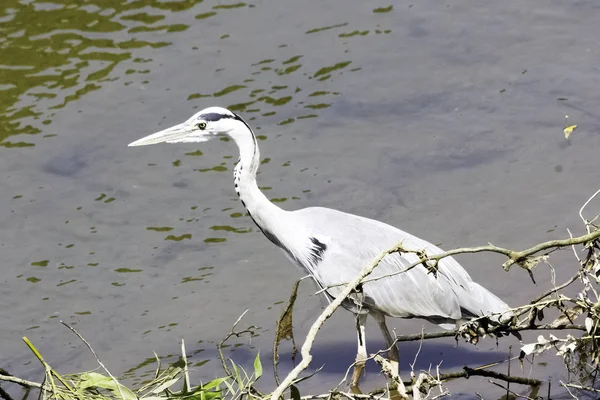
[233, 113, 258, 164]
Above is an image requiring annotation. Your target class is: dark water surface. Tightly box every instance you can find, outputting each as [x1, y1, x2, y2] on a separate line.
[2, 0, 600, 398]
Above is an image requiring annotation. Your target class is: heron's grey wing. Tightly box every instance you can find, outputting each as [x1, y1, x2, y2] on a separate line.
[293, 207, 508, 322]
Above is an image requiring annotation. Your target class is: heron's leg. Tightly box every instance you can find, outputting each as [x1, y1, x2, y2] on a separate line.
[372, 311, 406, 394]
[350, 313, 368, 390]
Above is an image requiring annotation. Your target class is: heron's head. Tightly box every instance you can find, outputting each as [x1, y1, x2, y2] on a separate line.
[128, 106, 243, 147]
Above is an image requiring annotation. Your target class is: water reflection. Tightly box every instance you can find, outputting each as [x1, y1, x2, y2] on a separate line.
[165, 233, 192, 241]
[0, 0, 205, 147]
[182, 48, 358, 127]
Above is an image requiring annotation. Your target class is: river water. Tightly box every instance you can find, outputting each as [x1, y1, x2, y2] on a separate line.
[2, 1, 600, 398]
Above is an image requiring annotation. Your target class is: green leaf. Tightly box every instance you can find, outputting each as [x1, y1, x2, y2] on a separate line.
[230, 361, 243, 388]
[290, 385, 301, 400]
[149, 378, 180, 394]
[181, 339, 191, 393]
[177, 391, 211, 400]
[185, 390, 222, 400]
[253, 353, 263, 380]
[202, 377, 228, 391]
[152, 351, 162, 380]
[78, 372, 137, 400]
[159, 365, 183, 381]
[222, 379, 235, 396]
[204, 392, 222, 400]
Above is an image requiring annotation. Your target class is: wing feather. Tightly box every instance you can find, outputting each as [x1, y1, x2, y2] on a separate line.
[291, 207, 508, 323]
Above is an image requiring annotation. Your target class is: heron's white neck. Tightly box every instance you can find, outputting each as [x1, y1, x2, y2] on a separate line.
[229, 121, 286, 244]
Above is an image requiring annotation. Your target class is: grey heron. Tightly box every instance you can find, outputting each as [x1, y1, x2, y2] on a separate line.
[129, 106, 509, 389]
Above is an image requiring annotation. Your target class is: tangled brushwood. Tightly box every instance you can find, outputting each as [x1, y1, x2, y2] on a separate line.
[1, 188, 600, 400]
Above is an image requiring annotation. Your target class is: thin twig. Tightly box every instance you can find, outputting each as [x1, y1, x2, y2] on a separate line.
[0, 374, 42, 389]
[21, 336, 69, 394]
[561, 381, 579, 400]
[60, 321, 126, 400]
[438, 366, 541, 386]
[506, 345, 511, 400]
[488, 380, 537, 400]
[300, 391, 385, 400]
[430, 391, 450, 400]
[335, 229, 600, 289]
[391, 323, 585, 344]
[409, 328, 425, 373]
[0, 375, 45, 390]
[432, 364, 449, 399]
[562, 382, 600, 394]
[218, 310, 256, 377]
[410, 373, 428, 400]
[567, 228, 583, 264]
[0, 385, 12, 400]
[529, 273, 579, 304]
[580, 188, 600, 234]
[181, 340, 191, 393]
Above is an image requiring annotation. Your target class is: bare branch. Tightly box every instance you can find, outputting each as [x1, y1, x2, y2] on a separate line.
[361, 229, 600, 287]
[300, 391, 385, 400]
[411, 373, 429, 400]
[0, 385, 12, 400]
[409, 329, 425, 373]
[218, 310, 256, 377]
[391, 323, 585, 344]
[580, 188, 600, 233]
[61, 321, 126, 400]
[562, 382, 600, 394]
[488, 380, 538, 400]
[0, 374, 45, 390]
[501, 229, 600, 270]
[438, 366, 541, 386]
[529, 273, 579, 304]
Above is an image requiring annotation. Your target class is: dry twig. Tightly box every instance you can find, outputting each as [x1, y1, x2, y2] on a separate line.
[60, 321, 125, 400]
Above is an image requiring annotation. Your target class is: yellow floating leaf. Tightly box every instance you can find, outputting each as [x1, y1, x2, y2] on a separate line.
[563, 124, 577, 139]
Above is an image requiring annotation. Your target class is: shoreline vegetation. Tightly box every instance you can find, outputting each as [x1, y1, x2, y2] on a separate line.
[2, 188, 600, 400]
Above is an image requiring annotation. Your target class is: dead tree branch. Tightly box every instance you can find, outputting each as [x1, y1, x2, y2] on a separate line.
[0, 374, 45, 389]
[391, 324, 585, 344]
[359, 229, 600, 286]
[561, 382, 600, 394]
[217, 309, 256, 377]
[437, 366, 541, 386]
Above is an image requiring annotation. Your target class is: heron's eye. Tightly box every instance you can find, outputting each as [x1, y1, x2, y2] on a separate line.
[197, 122, 207, 130]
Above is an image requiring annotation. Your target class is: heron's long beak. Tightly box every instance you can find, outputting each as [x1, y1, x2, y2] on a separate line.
[128, 122, 189, 147]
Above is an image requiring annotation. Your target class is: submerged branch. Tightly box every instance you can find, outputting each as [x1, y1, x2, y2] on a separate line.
[562, 382, 600, 394]
[392, 323, 585, 344]
[438, 366, 541, 386]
